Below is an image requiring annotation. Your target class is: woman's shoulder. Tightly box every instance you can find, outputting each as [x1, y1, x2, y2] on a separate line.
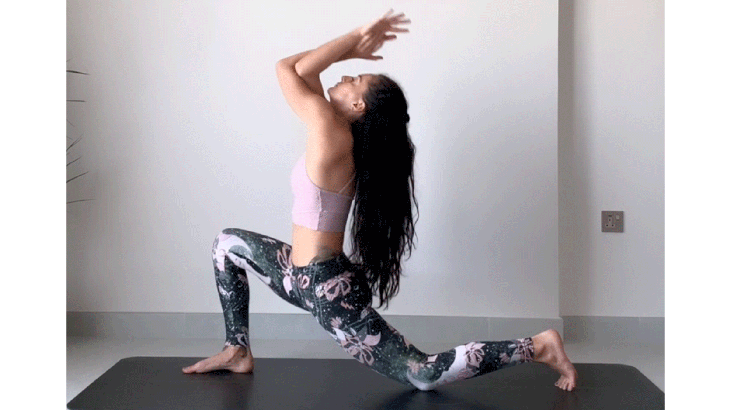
[305, 122, 353, 166]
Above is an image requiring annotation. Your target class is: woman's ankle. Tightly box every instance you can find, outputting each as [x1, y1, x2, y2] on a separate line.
[224, 344, 250, 358]
[530, 332, 549, 360]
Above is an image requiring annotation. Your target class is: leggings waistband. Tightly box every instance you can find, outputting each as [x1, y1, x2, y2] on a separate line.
[292, 252, 354, 281]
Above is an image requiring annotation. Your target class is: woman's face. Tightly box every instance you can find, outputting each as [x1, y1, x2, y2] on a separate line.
[328, 74, 376, 119]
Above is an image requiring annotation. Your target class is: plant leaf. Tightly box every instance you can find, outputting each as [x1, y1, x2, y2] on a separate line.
[67, 171, 89, 183]
[67, 135, 83, 151]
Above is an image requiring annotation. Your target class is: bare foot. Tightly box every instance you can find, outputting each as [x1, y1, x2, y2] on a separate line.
[531, 329, 578, 391]
[182, 345, 255, 374]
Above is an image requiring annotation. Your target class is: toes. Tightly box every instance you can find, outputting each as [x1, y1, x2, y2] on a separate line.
[554, 377, 576, 391]
[555, 378, 571, 390]
[184, 360, 208, 373]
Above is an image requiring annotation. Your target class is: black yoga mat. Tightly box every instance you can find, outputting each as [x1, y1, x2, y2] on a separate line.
[67, 357, 664, 409]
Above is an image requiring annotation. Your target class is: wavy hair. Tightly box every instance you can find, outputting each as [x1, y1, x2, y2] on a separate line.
[347, 74, 418, 310]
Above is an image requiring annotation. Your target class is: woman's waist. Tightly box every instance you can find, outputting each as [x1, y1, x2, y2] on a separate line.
[291, 225, 353, 269]
[292, 224, 345, 257]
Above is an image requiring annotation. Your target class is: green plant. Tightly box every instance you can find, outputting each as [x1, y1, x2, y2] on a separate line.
[67, 65, 93, 204]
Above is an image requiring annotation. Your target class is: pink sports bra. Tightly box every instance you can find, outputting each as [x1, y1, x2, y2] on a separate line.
[291, 154, 355, 232]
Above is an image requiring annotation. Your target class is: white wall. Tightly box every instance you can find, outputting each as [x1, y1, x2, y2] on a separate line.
[66, 0, 559, 318]
[558, 0, 664, 316]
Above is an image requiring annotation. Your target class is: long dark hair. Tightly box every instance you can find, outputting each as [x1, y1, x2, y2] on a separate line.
[348, 74, 418, 310]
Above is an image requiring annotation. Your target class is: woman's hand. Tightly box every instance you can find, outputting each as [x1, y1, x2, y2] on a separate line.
[345, 9, 410, 61]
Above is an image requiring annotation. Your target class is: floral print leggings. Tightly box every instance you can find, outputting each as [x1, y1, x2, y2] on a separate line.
[212, 228, 535, 391]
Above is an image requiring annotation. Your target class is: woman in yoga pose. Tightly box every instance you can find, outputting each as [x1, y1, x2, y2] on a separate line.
[183, 10, 577, 391]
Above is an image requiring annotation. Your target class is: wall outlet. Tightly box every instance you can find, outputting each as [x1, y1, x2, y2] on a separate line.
[602, 211, 624, 233]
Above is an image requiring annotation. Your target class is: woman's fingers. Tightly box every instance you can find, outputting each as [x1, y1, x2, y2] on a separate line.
[363, 11, 410, 36]
[369, 23, 407, 37]
[359, 32, 396, 57]
[356, 10, 408, 59]
[386, 15, 410, 33]
[378, 10, 409, 28]
[387, 13, 409, 24]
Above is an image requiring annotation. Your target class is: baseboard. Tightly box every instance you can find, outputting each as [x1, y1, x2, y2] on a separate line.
[562, 316, 664, 346]
[66, 312, 563, 343]
[67, 312, 664, 346]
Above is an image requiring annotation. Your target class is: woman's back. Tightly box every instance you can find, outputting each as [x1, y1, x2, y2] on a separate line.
[291, 125, 355, 267]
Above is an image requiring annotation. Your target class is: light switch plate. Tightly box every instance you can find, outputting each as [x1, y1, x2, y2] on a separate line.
[602, 211, 624, 232]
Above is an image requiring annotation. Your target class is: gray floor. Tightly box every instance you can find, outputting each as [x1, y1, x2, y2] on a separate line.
[67, 336, 664, 408]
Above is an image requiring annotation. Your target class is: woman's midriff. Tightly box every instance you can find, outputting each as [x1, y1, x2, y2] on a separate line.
[291, 223, 346, 268]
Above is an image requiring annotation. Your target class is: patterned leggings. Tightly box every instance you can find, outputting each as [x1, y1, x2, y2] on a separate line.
[212, 228, 535, 391]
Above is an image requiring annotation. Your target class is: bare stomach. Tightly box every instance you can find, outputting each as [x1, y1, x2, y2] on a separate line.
[291, 223, 346, 267]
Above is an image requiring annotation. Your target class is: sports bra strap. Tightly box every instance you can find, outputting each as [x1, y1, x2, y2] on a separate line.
[337, 173, 356, 194]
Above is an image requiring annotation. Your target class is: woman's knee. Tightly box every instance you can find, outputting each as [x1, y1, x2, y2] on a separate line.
[212, 229, 250, 272]
[213, 229, 249, 250]
[214, 229, 230, 246]
[216, 228, 243, 240]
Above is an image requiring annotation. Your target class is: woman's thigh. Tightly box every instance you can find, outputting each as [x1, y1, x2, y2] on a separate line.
[305, 266, 424, 386]
[214, 228, 309, 312]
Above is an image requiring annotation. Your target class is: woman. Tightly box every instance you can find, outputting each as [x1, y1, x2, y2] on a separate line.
[183, 10, 578, 392]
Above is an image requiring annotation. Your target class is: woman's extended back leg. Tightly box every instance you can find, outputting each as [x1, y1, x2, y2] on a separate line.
[338, 307, 534, 391]
[307, 266, 534, 391]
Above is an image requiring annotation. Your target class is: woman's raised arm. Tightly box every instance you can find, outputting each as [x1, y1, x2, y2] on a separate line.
[278, 9, 410, 77]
